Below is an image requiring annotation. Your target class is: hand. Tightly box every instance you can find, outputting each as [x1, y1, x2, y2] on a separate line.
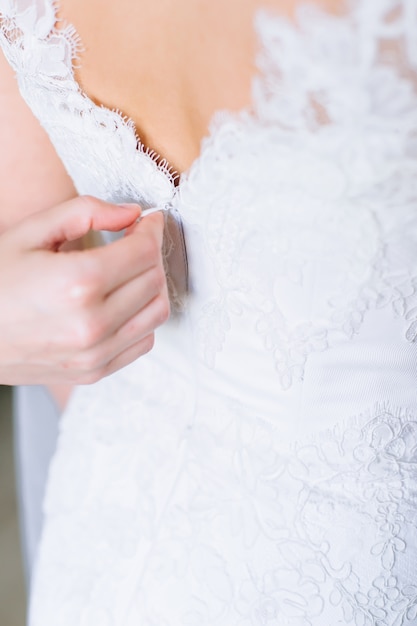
[0, 196, 170, 386]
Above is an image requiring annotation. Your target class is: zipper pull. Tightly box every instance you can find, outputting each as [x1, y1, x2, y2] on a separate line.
[138, 202, 173, 220]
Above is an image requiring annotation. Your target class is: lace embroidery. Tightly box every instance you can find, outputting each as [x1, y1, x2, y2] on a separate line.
[179, 1, 417, 388]
[0, 0, 416, 389]
[31, 388, 417, 624]
[0, 0, 176, 207]
[2, 3, 416, 624]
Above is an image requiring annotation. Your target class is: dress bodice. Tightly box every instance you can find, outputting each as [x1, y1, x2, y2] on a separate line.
[1, 2, 417, 625]
[1, 1, 417, 397]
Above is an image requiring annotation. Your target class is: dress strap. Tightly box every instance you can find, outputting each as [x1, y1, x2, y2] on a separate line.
[0, 0, 78, 80]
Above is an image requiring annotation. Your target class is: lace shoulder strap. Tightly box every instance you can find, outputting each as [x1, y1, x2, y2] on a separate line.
[0, 0, 77, 83]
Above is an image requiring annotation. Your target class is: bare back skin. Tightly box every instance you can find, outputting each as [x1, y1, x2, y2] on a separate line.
[57, 0, 343, 177]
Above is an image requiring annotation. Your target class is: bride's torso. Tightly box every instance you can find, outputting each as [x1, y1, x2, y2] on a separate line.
[2, 2, 417, 624]
[1, 0, 416, 432]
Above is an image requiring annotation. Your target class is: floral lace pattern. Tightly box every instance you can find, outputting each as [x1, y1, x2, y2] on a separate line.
[0, 0, 175, 208]
[178, 405, 417, 626]
[178, 2, 417, 389]
[1, 2, 417, 625]
[0, 0, 417, 388]
[31, 380, 417, 625]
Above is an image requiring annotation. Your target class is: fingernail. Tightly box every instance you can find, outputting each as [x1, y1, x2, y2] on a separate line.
[118, 203, 141, 211]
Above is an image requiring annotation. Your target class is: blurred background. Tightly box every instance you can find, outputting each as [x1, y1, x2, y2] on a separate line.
[0, 385, 26, 625]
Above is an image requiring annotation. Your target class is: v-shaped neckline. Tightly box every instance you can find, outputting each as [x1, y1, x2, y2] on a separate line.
[52, 0, 259, 201]
[2, 0, 365, 207]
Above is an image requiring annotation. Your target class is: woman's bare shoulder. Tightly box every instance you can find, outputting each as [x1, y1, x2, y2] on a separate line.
[0, 48, 75, 230]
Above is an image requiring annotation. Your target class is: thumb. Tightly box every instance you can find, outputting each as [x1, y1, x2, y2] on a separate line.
[18, 196, 141, 251]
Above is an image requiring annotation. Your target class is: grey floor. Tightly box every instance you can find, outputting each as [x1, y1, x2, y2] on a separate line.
[0, 386, 26, 625]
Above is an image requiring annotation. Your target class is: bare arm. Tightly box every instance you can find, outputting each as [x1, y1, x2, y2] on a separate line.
[0, 50, 169, 410]
[0, 49, 77, 229]
[0, 49, 79, 408]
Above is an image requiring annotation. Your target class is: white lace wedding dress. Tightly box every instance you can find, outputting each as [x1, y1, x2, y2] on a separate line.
[1, 1, 417, 624]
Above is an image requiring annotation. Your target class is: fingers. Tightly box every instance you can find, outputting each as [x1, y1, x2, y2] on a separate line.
[62, 279, 170, 386]
[101, 264, 167, 337]
[112, 287, 170, 353]
[18, 196, 141, 250]
[101, 333, 156, 379]
[53, 333, 156, 386]
[86, 210, 165, 294]
[71, 288, 170, 374]
[37, 207, 167, 355]
[128, 210, 165, 248]
[0, 195, 170, 387]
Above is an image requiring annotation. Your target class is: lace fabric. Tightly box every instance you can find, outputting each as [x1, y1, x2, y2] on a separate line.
[31, 382, 417, 625]
[0, 0, 176, 207]
[1, 1, 417, 624]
